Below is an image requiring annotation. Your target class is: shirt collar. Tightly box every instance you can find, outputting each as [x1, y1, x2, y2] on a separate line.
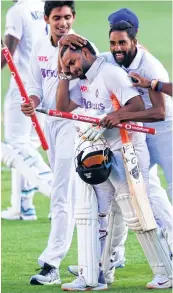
[85, 57, 105, 83]
[123, 47, 143, 70]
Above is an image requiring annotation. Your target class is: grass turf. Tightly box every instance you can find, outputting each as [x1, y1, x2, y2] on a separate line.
[1, 1, 171, 293]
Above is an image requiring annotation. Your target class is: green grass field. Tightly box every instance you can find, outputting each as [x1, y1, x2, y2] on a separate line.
[1, 1, 171, 293]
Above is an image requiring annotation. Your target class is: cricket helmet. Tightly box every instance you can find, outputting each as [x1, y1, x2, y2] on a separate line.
[76, 139, 112, 185]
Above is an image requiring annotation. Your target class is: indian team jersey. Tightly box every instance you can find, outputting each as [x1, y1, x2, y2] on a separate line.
[74, 57, 140, 150]
[4, 0, 47, 88]
[100, 50, 173, 122]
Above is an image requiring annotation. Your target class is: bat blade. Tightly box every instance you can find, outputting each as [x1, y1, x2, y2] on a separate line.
[122, 142, 156, 231]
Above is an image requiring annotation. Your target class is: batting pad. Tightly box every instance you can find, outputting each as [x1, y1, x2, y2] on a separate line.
[115, 182, 143, 231]
[136, 228, 172, 277]
[102, 198, 128, 274]
[75, 179, 100, 286]
[1, 142, 52, 196]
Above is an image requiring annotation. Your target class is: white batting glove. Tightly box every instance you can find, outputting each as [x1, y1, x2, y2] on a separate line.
[84, 125, 106, 141]
[77, 111, 107, 141]
[79, 124, 106, 141]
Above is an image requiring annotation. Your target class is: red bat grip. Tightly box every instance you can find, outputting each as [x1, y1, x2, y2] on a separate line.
[48, 109, 156, 135]
[2, 46, 49, 150]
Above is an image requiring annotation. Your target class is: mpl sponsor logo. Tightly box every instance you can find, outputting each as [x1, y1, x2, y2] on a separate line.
[82, 98, 105, 111]
[80, 85, 88, 92]
[38, 56, 48, 62]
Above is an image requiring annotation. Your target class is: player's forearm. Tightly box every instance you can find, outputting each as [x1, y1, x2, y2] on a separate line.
[56, 79, 74, 112]
[161, 82, 172, 96]
[29, 95, 40, 108]
[119, 107, 165, 122]
[1, 35, 19, 69]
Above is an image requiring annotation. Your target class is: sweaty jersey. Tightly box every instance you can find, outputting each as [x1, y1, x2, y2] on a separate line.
[73, 57, 140, 150]
[100, 49, 173, 122]
[4, 0, 47, 88]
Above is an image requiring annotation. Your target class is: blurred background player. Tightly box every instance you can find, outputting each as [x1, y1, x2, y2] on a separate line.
[1, 0, 52, 220]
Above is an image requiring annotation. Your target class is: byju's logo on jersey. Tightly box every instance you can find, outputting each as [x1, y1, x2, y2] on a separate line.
[41, 69, 58, 78]
[82, 98, 105, 111]
[38, 56, 48, 62]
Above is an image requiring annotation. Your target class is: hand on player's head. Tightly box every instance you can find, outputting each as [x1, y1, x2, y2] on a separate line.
[59, 34, 87, 49]
[21, 99, 35, 116]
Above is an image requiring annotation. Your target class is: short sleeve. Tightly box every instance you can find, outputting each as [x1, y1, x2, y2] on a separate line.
[142, 53, 169, 82]
[104, 64, 140, 106]
[4, 6, 23, 40]
[26, 45, 43, 101]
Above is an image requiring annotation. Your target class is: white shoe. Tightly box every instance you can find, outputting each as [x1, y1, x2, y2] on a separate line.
[1, 208, 21, 220]
[146, 274, 172, 289]
[1, 206, 37, 221]
[30, 263, 61, 285]
[61, 276, 108, 291]
[68, 265, 117, 284]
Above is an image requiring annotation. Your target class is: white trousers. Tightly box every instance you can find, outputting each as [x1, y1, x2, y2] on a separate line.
[38, 119, 76, 268]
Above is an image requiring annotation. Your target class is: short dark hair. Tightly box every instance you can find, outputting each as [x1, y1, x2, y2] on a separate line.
[61, 41, 96, 58]
[44, 1, 75, 17]
[109, 20, 137, 40]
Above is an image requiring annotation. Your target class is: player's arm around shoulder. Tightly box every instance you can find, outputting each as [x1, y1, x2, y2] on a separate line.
[102, 62, 144, 109]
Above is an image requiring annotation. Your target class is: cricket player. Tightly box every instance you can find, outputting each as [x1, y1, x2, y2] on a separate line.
[129, 72, 173, 97]
[91, 9, 173, 285]
[1, 0, 52, 220]
[97, 18, 173, 287]
[54, 42, 172, 290]
[21, 1, 98, 285]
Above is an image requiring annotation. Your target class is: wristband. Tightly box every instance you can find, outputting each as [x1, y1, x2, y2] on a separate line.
[150, 79, 159, 90]
[58, 72, 72, 80]
[155, 81, 163, 92]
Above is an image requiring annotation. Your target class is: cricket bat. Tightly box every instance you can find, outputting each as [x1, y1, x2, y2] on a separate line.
[111, 95, 156, 231]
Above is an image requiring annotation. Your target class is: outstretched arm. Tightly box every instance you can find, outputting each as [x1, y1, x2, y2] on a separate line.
[129, 72, 172, 97]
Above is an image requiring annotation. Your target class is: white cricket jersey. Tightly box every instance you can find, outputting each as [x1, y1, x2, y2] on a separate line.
[100, 50, 173, 122]
[27, 34, 98, 120]
[74, 57, 140, 150]
[4, 0, 47, 88]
